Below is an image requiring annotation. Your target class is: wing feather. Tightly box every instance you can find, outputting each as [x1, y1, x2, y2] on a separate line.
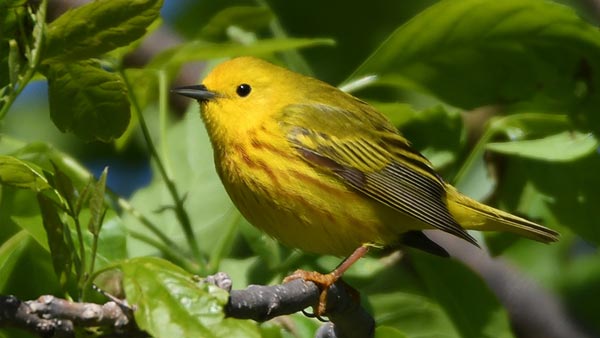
[280, 103, 478, 246]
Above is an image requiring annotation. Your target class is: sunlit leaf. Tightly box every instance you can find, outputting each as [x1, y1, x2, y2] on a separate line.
[10, 215, 47, 251]
[0, 230, 30, 291]
[0, 155, 50, 191]
[124, 111, 235, 261]
[93, 210, 127, 270]
[350, 0, 600, 132]
[486, 131, 598, 162]
[121, 257, 259, 338]
[375, 326, 410, 338]
[370, 291, 460, 338]
[44, 0, 163, 61]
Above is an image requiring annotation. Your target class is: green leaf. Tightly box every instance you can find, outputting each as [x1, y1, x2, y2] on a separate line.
[73, 180, 92, 217]
[400, 105, 464, 171]
[256, 321, 286, 338]
[44, 0, 163, 61]
[411, 252, 515, 338]
[363, 258, 462, 338]
[198, 6, 273, 41]
[0, 1, 27, 41]
[37, 193, 76, 290]
[560, 252, 600, 335]
[0, 47, 8, 92]
[370, 291, 460, 338]
[375, 326, 409, 338]
[0, 155, 51, 191]
[11, 210, 127, 273]
[50, 162, 77, 213]
[107, 17, 163, 62]
[0, 232, 63, 299]
[93, 210, 127, 270]
[490, 112, 572, 140]
[121, 257, 259, 338]
[3, 142, 125, 270]
[0, 230, 30, 291]
[372, 102, 418, 128]
[1, 1, 27, 90]
[10, 215, 48, 251]
[114, 68, 158, 150]
[124, 111, 235, 260]
[454, 113, 576, 201]
[454, 152, 496, 203]
[486, 131, 598, 162]
[46, 60, 130, 142]
[237, 218, 282, 274]
[147, 38, 334, 77]
[498, 154, 600, 246]
[350, 0, 600, 130]
[88, 167, 108, 235]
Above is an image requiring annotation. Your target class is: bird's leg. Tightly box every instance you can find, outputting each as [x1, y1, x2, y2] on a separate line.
[283, 245, 369, 316]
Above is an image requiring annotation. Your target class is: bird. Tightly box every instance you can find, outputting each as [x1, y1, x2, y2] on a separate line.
[173, 56, 559, 314]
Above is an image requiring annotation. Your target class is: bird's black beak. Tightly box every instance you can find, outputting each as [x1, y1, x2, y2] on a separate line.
[171, 84, 216, 101]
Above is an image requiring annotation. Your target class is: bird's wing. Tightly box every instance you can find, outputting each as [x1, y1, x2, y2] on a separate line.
[279, 102, 478, 246]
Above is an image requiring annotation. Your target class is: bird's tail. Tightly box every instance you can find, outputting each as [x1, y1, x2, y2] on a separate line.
[445, 185, 559, 243]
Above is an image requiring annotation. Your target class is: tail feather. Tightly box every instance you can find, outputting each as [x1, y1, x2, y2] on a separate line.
[445, 185, 559, 243]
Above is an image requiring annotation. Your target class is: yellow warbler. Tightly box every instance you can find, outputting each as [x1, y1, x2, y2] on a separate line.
[174, 56, 558, 309]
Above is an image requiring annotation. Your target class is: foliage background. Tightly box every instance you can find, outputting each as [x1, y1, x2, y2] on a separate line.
[1, 0, 600, 337]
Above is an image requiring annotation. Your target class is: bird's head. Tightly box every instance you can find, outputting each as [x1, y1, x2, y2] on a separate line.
[173, 56, 312, 142]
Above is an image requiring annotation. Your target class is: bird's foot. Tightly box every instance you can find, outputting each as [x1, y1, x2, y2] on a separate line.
[283, 246, 369, 317]
[283, 269, 359, 317]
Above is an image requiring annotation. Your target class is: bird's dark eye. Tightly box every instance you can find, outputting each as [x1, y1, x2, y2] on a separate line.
[236, 84, 252, 97]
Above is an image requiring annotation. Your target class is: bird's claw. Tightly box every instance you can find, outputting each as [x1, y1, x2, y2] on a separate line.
[284, 269, 338, 316]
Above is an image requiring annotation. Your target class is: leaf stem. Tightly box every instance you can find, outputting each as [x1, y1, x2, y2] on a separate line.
[452, 120, 497, 186]
[110, 193, 180, 250]
[73, 212, 87, 293]
[40, 145, 183, 260]
[87, 207, 107, 285]
[120, 71, 204, 270]
[207, 208, 240, 274]
[158, 70, 172, 176]
[453, 112, 571, 186]
[255, 0, 314, 75]
[8, 138, 192, 270]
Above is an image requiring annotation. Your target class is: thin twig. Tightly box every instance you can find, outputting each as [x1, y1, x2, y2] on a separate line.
[0, 295, 143, 338]
[120, 70, 204, 269]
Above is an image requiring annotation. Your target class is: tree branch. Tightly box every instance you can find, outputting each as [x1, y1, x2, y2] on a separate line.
[206, 272, 374, 337]
[0, 294, 139, 337]
[224, 277, 374, 338]
[0, 273, 373, 338]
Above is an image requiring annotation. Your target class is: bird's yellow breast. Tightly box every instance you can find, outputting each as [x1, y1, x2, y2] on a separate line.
[213, 122, 419, 256]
